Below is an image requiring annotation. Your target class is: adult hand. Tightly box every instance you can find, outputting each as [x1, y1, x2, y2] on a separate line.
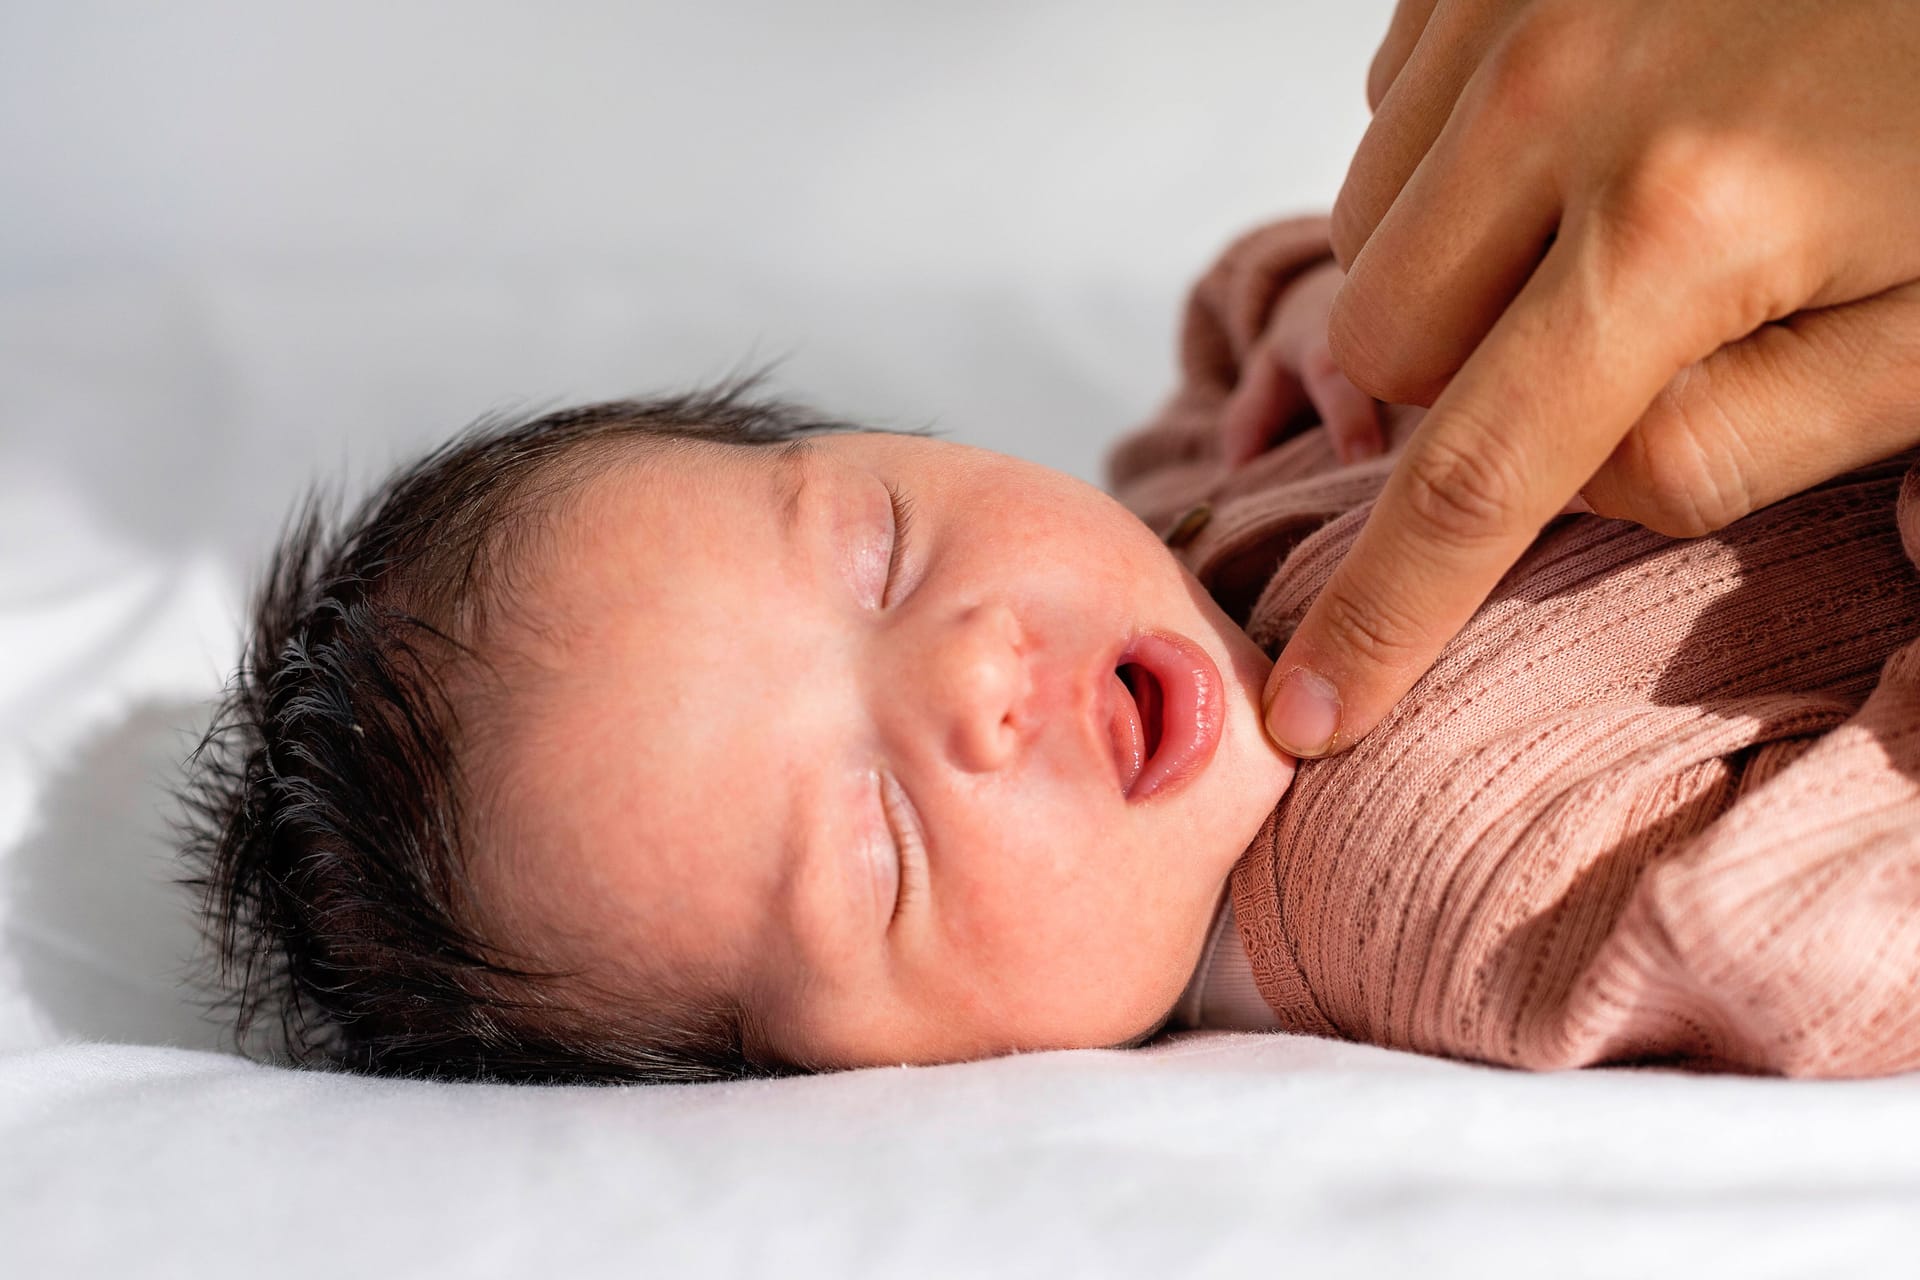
[1263, 0, 1920, 759]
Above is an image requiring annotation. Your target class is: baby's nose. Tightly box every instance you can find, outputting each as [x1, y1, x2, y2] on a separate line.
[932, 602, 1029, 773]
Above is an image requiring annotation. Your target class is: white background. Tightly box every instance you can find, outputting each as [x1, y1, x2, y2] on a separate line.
[1, 0, 1386, 562]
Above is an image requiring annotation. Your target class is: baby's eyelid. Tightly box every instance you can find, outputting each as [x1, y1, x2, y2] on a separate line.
[882, 481, 917, 608]
[879, 769, 926, 926]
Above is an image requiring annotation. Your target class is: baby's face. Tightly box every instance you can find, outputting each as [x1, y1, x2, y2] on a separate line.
[472, 431, 1296, 1069]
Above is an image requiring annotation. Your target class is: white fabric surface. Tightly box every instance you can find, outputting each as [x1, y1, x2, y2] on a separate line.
[6, 3, 1920, 1276]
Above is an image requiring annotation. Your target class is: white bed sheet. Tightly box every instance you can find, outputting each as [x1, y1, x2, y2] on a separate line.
[6, 3, 1920, 1276]
[8, 1036, 1920, 1279]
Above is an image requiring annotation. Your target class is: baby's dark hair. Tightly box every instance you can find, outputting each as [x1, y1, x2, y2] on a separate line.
[178, 373, 907, 1085]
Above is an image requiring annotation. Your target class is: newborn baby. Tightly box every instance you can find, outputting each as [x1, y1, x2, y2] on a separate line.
[184, 214, 1920, 1084]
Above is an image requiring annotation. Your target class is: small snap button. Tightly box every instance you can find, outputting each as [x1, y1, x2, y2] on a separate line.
[1163, 502, 1213, 548]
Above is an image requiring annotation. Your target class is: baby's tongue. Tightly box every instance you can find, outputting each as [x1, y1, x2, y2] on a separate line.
[1106, 668, 1146, 795]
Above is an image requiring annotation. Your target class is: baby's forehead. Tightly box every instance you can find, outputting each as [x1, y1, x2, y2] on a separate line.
[456, 439, 768, 753]
[525, 437, 777, 595]
[492, 433, 825, 723]
[557, 434, 764, 525]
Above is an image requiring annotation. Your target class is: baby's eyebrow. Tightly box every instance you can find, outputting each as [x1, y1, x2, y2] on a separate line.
[773, 439, 819, 540]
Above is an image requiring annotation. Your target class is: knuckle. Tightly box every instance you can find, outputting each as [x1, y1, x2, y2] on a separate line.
[1314, 579, 1429, 671]
[1607, 389, 1755, 537]
[1602, 132, 1804, 326]
[1365, 27, 1417, 114]
[1475, 0, 1608, 127]
[1585, 135, 1817, 377]
[1366, 55, 1395, 114]
[1328, 182, 1378, 274]
[1605, 131, 1747, 251]
[1399, 430, 1531, 548]
[1325, 290, 1423, 404]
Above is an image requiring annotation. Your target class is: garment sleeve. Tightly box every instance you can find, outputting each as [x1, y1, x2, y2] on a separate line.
[1103, 213, 1336, 507]
[1569, 461, 1920, 1078]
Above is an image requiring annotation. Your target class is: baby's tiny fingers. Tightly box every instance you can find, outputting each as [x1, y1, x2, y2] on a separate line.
[1301, 342, 1384, 464]
[1221, 338, 1309, 466]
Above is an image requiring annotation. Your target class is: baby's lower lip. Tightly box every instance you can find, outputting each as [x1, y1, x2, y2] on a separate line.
[1118, 630, 1222, 803]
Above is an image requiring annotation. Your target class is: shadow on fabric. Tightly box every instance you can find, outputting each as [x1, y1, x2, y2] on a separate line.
[3, 699, 234, 1052]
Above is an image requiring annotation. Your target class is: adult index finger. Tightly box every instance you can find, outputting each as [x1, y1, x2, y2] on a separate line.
[1261, 215, 1717, 757]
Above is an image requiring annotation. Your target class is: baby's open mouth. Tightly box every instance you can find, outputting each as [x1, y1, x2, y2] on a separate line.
[1104, 630, 1224, 802]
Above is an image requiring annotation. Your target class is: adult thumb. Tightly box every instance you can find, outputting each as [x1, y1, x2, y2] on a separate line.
[1584, 280, 1920, 537]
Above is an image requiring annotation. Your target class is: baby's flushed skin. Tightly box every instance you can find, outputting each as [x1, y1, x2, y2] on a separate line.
[464, 431, 1297, 1070]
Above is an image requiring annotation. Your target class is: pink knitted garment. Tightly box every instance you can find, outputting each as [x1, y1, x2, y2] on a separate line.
[1108, 214, 1920, 1077]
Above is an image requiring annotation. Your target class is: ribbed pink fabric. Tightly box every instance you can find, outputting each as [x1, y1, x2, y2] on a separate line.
[1108, 214, 1920, 1077]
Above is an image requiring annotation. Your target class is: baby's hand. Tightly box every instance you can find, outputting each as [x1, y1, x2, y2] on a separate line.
[1220, 259, 1385, 468]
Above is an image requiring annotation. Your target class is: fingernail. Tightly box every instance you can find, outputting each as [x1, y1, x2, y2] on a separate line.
[1562, 493, 1593, 516]
[1265, 667, 1340, 758]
